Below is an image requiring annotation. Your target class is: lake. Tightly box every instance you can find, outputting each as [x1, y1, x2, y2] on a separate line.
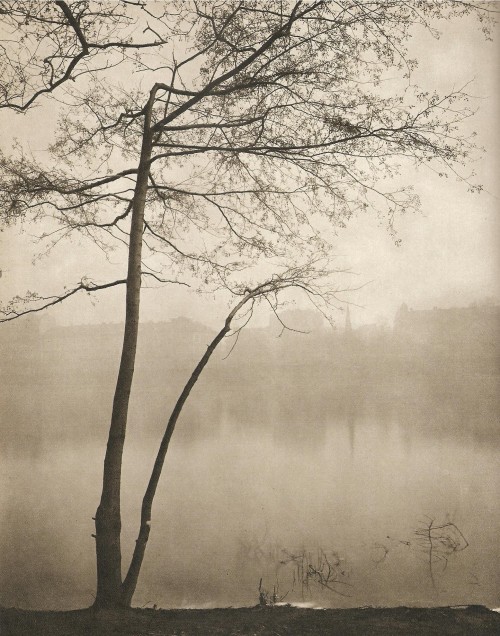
[1, 363, 498, 611]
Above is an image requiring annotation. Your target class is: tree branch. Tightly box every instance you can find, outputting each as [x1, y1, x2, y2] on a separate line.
[0, 273, 188, 323]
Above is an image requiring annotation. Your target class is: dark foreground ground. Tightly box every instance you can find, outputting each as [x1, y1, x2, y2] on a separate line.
[2, 605, 500, 636]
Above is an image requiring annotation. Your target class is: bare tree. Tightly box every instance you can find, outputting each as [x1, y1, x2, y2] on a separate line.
[0, 1, 494, 609]
[414, 517, 469, 591]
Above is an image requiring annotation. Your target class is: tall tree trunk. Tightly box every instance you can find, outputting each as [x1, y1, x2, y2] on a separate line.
[94, 8, 308, 606]
[93, 91, 154, 609]
[121, 295, 252, 606]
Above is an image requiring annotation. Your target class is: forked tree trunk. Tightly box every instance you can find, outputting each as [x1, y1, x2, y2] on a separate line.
[93, 91, 155, 609]
[90, 9, 308, 607]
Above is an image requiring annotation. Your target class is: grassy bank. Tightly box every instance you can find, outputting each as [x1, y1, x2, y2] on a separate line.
[1, 605, 500, 635]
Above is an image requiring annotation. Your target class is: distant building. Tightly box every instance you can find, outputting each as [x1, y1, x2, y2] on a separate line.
[393, 303, 500, 359]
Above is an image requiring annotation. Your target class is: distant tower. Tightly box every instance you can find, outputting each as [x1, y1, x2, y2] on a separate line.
[345, 304, 352, 334]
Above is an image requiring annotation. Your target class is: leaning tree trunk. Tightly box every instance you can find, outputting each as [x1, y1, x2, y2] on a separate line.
[93, 91, 155, 609]
[120, 294, 253, 606]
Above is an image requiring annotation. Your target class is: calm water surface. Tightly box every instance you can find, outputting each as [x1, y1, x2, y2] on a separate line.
[1, 374, 499, 610]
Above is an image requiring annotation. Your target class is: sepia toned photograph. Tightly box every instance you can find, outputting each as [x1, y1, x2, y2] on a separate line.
[1, 2, 499, 634]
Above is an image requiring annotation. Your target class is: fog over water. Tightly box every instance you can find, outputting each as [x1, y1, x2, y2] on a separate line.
[1, 309, 498, 610]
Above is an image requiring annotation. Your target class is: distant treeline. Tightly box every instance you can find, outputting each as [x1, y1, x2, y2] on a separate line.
[0, 306, 499, 450]
[1, 304, 498, 385]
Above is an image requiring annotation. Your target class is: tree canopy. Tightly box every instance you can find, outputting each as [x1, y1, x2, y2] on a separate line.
[1, 1, 493, 319]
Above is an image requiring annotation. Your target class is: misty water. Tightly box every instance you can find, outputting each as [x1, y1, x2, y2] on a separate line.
[1, 320, 499, 611]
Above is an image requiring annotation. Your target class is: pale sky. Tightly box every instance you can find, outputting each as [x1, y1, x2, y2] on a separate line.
[0, 7, 498, 330]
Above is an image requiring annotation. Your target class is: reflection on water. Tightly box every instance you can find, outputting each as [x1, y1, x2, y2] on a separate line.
[1, 370, 499, 610]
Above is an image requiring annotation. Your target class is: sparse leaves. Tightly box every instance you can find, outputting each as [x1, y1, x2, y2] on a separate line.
[0, 1, 493, 317]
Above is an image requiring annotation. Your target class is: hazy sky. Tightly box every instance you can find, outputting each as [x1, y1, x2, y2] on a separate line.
[0, 7, 498, 329]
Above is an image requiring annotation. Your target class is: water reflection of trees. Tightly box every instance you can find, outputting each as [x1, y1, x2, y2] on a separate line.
[1, 315, 498, 451]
